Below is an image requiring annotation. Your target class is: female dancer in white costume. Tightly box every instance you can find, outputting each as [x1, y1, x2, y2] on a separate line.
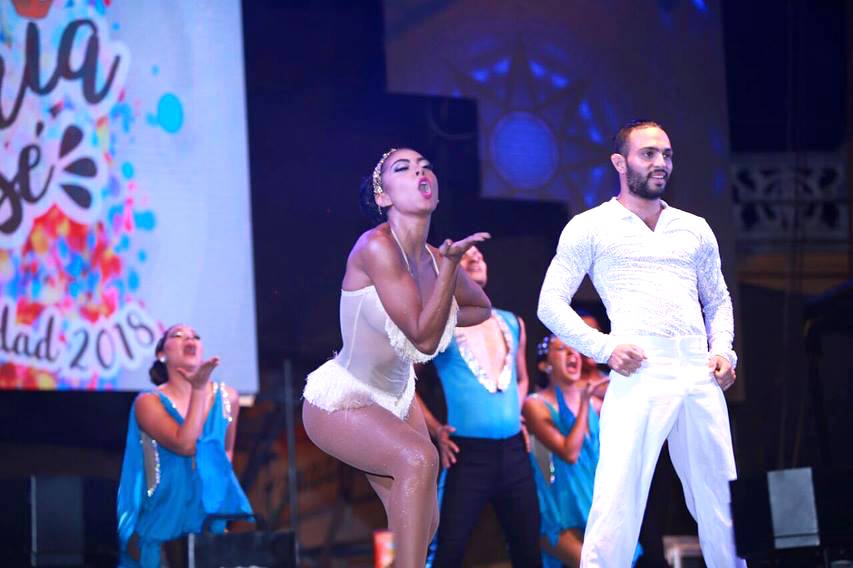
[302, 148, 491, 567]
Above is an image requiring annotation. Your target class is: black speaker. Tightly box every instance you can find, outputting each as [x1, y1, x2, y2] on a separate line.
[731, 467, 853, 560]
[188, 529, 297, 568]
[0, 476, 117, 567]
[32, 476, 84, 566]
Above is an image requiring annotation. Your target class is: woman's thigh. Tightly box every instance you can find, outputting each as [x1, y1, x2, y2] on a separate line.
[303, 400, 434, 478]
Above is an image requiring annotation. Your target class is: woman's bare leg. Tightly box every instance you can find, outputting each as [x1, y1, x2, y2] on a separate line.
[303, 401, 439, 568]
[542, 528, 583, 568]
[404, 400, 440, 540]
[366, 401, 439, 541]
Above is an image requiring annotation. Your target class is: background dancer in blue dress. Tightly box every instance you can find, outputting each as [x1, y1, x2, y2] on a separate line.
[418, 245, 541, 567]
[525, 334, 643, 567]
[117, 324, 252, 568]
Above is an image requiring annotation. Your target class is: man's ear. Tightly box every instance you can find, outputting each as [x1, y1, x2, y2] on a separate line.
[610, 153, 626, 174]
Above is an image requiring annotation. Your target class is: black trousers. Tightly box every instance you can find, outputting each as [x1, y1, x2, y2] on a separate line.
[428, 432, 542, 567]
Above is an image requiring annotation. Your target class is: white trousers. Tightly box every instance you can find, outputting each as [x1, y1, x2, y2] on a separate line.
[580, 335, 747, 568]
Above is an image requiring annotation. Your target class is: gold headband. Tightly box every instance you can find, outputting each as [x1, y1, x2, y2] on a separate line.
[372, 148, 397, 196]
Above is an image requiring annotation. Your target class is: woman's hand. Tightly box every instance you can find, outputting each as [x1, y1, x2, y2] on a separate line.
[581, 377, 609, 401]
[177, 356, 220, 389]
[439, 232, 491, 263]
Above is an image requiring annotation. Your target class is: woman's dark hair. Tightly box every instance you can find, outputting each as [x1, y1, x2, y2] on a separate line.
[358, 175, 388, 226]
[148, 329, 170, 386]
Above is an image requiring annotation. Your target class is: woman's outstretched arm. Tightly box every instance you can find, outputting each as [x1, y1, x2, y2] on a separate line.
[360, 230, 490, 354]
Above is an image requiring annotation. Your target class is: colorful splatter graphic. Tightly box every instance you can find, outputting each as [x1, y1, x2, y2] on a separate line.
[150, 93, 184, 133]
[0, 1, 167, 389]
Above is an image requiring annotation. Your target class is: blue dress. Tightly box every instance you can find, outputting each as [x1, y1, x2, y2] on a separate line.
[529, 386, 641, 567]
[117, 383, 253, 567]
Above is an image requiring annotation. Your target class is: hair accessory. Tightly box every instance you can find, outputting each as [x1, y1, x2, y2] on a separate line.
[536, 335, 553, 359]
[372, 148, 398, 197]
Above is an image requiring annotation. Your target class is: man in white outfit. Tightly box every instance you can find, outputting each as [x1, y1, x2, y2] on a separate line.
[538, 120, 747, 567]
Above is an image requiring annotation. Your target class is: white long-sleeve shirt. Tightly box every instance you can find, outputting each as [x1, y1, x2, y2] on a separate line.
[538, 197, 737, 367]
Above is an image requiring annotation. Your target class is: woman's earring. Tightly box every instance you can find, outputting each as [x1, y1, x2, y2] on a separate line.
[545, 364, 553, 374]
[158, 356, 167, 364]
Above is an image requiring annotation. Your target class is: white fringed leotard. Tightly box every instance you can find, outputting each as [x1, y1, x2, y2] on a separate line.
[303, 233, 458, 420]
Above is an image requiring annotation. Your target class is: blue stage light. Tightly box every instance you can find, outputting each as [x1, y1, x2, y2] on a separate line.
[490, 111, 558, 190]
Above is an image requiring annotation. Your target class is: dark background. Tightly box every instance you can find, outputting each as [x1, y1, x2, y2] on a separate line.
[0, 0, 850, 565]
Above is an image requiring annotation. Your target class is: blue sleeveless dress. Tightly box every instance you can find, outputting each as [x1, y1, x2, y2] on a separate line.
[529, 386, 641, 567]
[117, 383, 253, 567]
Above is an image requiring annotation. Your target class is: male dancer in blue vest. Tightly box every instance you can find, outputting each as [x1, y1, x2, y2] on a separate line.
[418, 246, 541, 567]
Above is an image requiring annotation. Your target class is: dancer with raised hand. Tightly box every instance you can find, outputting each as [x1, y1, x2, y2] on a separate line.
[302, 148, 491, 567]
[117, 324, 252, 568]
[525, 335, 644, 567]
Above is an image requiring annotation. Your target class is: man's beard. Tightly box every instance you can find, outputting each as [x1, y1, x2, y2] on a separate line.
[626, 165, 668, 199]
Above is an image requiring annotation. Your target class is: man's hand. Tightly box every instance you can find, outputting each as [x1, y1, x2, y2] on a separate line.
[435, 424, 460, 469]
[607, 345, 646, 376]
[709, 355, 736, 391]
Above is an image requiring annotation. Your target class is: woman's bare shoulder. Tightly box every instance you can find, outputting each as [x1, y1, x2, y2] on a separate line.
[134, 390, 159, 407]
[343, 225, 398, 288]
[134, 390, 166, 418]
[349, 224, 406, 270]
[351, 225, 393, 257]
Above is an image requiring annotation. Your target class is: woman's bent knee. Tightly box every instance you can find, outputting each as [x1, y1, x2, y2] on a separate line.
[397, 440, 439, 480]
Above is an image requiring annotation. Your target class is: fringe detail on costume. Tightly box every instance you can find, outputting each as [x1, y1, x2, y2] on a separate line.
[303, 359, 416, 420]
[385, 299, 459, 363]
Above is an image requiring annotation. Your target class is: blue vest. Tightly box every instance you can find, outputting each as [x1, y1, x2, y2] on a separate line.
[432, 309, 521, 439]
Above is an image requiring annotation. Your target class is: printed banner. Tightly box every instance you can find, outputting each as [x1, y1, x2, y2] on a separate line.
[0, 0, 257, 391]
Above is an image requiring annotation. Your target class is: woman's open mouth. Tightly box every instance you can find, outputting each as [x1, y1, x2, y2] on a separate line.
[565, 359, 580, 374]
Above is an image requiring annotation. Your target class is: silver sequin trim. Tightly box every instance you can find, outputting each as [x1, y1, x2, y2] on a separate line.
[141, 433, 161, 497]
[454, 310, 514, 393]
[217, 382, 233, 422]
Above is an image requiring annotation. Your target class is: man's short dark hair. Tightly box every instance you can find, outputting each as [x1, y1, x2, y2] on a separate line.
[612, 119, 664, 156]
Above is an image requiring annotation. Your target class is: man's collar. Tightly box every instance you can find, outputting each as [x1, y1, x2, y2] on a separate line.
[607, 196, 670, 219]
